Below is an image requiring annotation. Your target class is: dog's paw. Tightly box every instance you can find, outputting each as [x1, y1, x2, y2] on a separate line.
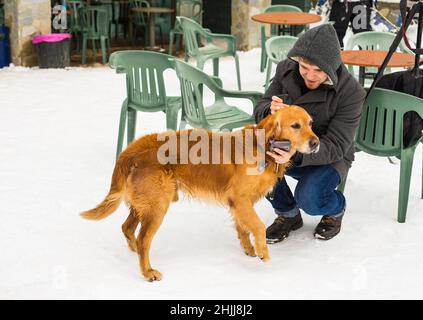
[144, 269, 162, 282]
[256, 247, 270, 262]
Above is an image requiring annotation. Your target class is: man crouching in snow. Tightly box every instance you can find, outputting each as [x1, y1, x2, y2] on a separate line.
[255, 24, 366, 242]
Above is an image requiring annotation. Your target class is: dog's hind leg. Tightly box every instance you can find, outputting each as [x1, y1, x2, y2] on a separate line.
[234, 222, 256, 257]
[230, 200, 269, 261]
[135, 200, 171, 282]
[122, 208, 139, 252]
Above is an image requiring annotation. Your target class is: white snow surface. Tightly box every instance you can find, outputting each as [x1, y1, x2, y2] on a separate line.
[1, 48, 423, 300]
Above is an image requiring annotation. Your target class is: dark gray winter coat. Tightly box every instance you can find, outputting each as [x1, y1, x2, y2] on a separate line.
[254, 59, 366, 179]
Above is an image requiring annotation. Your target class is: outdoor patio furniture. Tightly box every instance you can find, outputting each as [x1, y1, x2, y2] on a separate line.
[345, 31, 413, 84]
[259, 4, 303, 73]
[173, 59, 261, 131]
[66, 1, 85, 52]
[337, 88, 423, 223]
[111, 1, 131, 39]
[177, 16, 242, 90]
[80, 5, 111, 64]
[169, 0, 203, 56]
[109, 50, 182, 159]
[129, 0, 150, 47]
[264, 35, 297, 90]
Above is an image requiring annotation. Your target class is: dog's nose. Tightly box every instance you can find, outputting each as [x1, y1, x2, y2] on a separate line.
[309, 138, 319, 151]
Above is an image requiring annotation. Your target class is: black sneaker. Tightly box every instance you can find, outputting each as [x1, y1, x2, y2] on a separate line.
[266, 213, 303, 244]
[314, 214, 344, 240]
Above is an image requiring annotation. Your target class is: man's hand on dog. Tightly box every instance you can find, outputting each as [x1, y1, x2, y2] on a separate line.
[270, 96, 290, 114]
[266, 147, 297, 164]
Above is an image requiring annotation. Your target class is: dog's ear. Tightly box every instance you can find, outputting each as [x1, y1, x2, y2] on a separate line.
[257, 114, 280, 142]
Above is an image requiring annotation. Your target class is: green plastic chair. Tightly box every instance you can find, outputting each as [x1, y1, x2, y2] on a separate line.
[80, 5, 111, 64]
[66, 1, 85, 51]
[129, 0, 150, 47]
[109, 51, 183, 159]
[260, 5, 303, 73]
[264, 35, 298, 90]
[169, 0, 203, 56]
[177, 16, 242, 90]
[338, 88, 423, 223]
[173, 59, 262, 131]
[345, 31, 413, 84]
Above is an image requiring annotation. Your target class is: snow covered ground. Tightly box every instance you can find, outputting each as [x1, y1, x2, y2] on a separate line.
[1, 48, 423, 300]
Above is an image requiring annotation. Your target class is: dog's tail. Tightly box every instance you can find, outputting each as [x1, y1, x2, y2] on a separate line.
[80, 156, 131, 221]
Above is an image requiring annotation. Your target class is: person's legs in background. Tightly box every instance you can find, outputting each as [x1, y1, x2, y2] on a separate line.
[328, 0, 351, 48]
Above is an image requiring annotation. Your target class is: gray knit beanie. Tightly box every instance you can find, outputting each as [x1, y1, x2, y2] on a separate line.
[287, 23, 342, 86]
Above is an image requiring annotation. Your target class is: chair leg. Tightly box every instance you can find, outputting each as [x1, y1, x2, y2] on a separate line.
[127, 109, 137, 145]
[260, 45, 267, 73]
[260, 27, 266, 73]
[234, 54, 241, 91]
[165, 105, 180, 130]
[159, 26, 164, 47]
[100, 37, 107, 64]
[175, 34, 182, 53]
[265, 59, 273, 90]
[397, 149, 415, 223]
[144, 26, 149, 48]
[169, 29, 175, 55]
[92, 40, 96, 61]
[82, 35, 87, 64]
[116, 101, 128, 161]
[213, 58, 219, 77]
[337, 174, 347, 193]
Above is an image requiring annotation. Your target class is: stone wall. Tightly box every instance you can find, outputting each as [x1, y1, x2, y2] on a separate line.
[4, 0, 51, 66]
[232, 0, 271, 51]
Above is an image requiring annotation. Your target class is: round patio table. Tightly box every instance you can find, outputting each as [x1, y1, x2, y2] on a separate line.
[341, 50, 418, 86]
[131, 7, 174, 51]
[251, 12, 321, 35]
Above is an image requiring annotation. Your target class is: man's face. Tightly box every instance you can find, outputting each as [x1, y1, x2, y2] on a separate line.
[298, 59, 329, 90]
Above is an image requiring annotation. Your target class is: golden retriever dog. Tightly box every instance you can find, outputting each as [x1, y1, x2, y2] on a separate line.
[80, 106, 319, 281]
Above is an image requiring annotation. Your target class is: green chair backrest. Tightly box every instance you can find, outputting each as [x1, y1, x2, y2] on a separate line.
[80, 6, 110, 38]
[109, 51, 175, 110]
[67, 0, 85, 30]
[264, 5, 303, 36]
[130, 0, 150, 26]
[345, 31, 410, 52]
[177, 0, 202, 23]
[173, 59, 223, 127]
[177, 16, 207, 57]
[265, 35, 298, 64]
[356, 88, 423, 157]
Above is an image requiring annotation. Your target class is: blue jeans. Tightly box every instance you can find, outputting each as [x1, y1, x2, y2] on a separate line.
[266, 165, 346, 218]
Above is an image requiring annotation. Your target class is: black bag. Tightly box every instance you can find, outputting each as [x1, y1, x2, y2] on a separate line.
[376, 70, 423, 147]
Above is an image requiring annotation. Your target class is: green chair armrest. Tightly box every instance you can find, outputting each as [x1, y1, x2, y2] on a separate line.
[210, 75, 223, 87]
[205, 32, 236, 53]
[221, 90, 263, 106]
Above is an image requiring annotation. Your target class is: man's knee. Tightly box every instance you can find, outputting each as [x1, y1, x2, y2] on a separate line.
[294, 182, 326, 215]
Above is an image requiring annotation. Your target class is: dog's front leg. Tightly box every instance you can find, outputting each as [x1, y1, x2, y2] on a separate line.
[230, 200, 270, 261]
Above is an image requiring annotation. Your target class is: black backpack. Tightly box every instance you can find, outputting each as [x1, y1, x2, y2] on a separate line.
[375, 70, 423, 147]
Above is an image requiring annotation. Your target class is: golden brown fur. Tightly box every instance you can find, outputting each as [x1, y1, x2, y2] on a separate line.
[80, 106, 319, 281]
